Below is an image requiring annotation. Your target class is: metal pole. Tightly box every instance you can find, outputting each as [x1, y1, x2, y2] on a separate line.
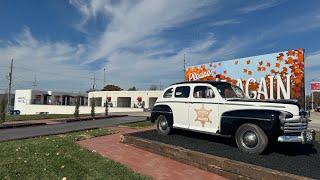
[103, 68, 106, 86]
[93, 73, 96, 91]
[7, 59, 13, 112]
[183, 54, 186, 81]
[311, 91, 314, 109]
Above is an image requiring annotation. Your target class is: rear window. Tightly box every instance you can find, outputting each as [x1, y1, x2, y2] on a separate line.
[163, 88, 173, 98]
[174, 86, 190, 98]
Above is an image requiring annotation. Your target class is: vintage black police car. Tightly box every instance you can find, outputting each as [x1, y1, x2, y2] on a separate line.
[150, 81, 315, 154]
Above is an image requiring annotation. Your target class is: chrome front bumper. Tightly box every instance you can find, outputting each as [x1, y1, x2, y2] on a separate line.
[278, 129, 316, 143]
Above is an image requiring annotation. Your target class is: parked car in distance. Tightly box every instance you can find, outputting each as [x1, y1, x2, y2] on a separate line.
[150, 81, 315, 154]
[316, 106, 320, 112]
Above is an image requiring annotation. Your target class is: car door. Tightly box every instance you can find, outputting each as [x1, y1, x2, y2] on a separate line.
[171, 85, 191, 129]
[188, 85, 220, 133]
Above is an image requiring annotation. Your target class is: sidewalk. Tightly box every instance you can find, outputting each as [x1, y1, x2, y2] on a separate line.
[77, 127, 225, 180]
[310, 112, 320, 131]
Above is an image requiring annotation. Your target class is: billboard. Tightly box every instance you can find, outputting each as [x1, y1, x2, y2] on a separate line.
[185, 49, 305, 103]
[311, 82, 320, 92]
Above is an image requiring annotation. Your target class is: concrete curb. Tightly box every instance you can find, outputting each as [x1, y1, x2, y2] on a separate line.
[0, 115, 128, 129]
[0, 122, 47, 129]
[120, 133, 311, 180]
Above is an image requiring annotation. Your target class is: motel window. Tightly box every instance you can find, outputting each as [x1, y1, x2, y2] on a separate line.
[193, 86, 215, 98]
[163, 88, 173, 98]
[90, 97, 102, 107]
[174, 86, 190, 98]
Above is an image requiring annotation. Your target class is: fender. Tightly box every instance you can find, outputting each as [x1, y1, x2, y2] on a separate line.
[150, 104, 173, 126]
[220, 109, 282, 137]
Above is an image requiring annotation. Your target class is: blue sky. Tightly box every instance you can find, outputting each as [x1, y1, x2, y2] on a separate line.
[0, 0, 319, 93]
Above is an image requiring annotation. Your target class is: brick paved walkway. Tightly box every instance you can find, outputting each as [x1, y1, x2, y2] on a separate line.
[78, 127, 226, 180]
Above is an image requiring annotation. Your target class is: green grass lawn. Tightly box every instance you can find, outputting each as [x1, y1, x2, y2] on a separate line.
[0, 128, 149, 180]
[120, 120, 153, 128]
[4, 114, 92, 122]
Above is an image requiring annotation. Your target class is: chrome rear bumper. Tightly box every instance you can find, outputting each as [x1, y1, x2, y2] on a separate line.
[278, 129, 315, 143]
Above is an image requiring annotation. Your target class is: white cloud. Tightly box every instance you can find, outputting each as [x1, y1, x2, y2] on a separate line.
[70, 0, 218, 63]
[306, 51, 320, 68]
[67, 0, 227, 89]
[239, 0, 285, 13]
[208, 19, 240, 27]
[0, 27, 92, 91]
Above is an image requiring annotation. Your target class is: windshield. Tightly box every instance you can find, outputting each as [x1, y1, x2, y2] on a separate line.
[215, 84, 245, 98]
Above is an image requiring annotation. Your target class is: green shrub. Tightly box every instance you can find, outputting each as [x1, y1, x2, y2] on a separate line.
[0, 98, 6, 123]
[74, 96, 80, 119]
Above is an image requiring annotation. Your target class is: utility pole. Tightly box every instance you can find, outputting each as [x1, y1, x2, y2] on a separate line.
[32, 75, 37, 89]
[7, 59, 13, 112]
[103, 68, 106, 87]
[92, 73, 96, 91]
[183, 54, 186, 81]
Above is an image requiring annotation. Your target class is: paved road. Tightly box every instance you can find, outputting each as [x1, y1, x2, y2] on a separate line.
[0, 116, 146, 142]
[132, 129, 320, 179]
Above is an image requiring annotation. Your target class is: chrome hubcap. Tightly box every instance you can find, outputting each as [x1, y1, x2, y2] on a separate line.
[242, 131, 258, 148]
[159, 118, 168, 130]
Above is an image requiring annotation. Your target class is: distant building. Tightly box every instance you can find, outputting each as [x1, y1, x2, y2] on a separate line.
[14, 89, 88, 114]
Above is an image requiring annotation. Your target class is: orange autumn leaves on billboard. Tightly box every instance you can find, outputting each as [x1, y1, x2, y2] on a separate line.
[185, 49, 305, 102]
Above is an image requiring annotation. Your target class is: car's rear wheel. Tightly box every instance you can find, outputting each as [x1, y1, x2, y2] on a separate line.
[235, 123, 268, 154]
[156, 115, 172, 135]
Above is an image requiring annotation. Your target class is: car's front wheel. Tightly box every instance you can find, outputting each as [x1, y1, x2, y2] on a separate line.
[156, 115, 172, 135]
[235, 123, 268, 154]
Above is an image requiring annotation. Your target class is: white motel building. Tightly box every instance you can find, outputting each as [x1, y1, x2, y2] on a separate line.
[14, 89, 162, 115]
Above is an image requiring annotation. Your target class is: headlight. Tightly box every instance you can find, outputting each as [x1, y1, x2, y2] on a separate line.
[279, 112, 293, 124]
[279, 112, 286, 124]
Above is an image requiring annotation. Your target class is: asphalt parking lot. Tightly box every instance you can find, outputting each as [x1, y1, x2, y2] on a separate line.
[132, 129, 320, 179]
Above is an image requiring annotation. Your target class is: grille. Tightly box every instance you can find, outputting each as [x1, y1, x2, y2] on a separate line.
[283, 118, 308, 134]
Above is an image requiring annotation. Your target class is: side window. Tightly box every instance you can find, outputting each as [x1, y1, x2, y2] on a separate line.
[193, 86, 215, 98]
[163, 88, 173, 98]
[174, 86, 190, 98]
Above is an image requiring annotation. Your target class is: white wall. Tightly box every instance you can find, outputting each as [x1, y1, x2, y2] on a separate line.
[14, 89, 162, 114]
[14, 90, 33, 113]
[18, 104, 143, 115]
[88, 90, 162, 109]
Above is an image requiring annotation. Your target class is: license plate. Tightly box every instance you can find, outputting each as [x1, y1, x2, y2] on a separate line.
[302, 130, 315, 143]
[307, 131, 315, 141]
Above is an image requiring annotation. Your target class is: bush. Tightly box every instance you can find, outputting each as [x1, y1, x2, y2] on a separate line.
[74, 96, 80, 119]
[0, 98, 6, 123]
[91, 99, 95, 119]
[105, 100, 109, 116]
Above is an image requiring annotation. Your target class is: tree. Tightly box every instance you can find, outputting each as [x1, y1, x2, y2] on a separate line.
[0, 97, 6, 123]
[102, 84, 123, 91]
[128, 86, 137, 91]
[91, 99, 95, 119]
[105, 100, 109, 116]
[149, 85, 158, 90]
[74, 96, 80, 119]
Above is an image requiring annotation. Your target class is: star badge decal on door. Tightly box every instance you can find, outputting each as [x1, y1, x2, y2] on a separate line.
[195, 104, 212, 127]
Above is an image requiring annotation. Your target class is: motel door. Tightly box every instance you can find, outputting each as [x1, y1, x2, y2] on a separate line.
[188, 85, 219, 133]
